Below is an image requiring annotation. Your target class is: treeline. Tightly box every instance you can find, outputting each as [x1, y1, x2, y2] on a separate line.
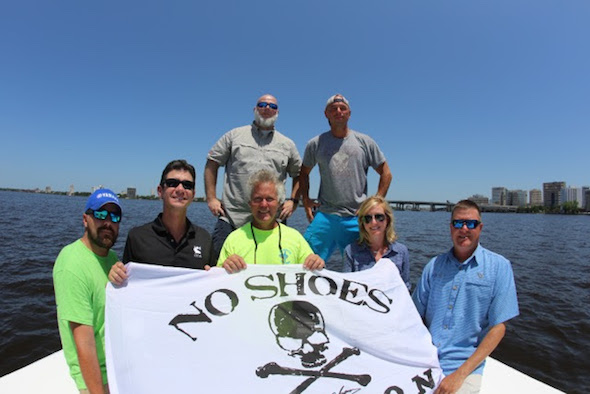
[517, 201, 584, 214]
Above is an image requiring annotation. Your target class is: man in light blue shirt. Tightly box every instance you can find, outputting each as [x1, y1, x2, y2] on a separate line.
[412, 200, 519, 394]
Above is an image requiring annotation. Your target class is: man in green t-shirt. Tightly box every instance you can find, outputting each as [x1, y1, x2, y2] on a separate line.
[53, 188, 122, 393]
[218, 170, 325, 273]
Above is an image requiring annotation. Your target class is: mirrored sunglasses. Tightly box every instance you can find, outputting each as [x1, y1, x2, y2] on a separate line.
[451, 219, 481, 229]
[256, 101, 278, 110]
[87, 209, 121, 223]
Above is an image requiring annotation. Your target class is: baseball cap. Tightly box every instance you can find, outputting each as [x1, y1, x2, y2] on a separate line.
[85, 188, 122, 212]
[325, 94, 350, 109]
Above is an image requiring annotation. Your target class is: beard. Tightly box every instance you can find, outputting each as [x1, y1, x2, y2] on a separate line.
[88, 225, 119, 250]
[254, 109, 278, 129]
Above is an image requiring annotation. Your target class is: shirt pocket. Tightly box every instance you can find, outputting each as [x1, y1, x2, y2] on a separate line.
[231, 143, 264, 174]
[463, 278, 493, 318]
[261, 145, 290, 176]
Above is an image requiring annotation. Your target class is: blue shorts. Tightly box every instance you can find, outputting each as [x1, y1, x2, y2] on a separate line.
[304, 212, 359, 271]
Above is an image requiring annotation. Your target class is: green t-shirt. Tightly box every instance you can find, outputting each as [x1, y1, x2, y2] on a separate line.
[53, 239, 118, 389]
[218, 223, 313, 266]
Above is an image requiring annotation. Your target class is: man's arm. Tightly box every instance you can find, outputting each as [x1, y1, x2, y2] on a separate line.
[70, 322, 106, 394]
[204, 159, 224, 217]
[299, 165, 320, 223]
[434, 323, 507, 394]
[291, 176, 300, 199]
[375, 161, 392, 197]
[279, 177, 300, 221]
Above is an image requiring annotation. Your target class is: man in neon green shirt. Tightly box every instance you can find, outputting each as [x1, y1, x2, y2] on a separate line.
[53, 189, 122, 393]
[218, 170, 324, 273]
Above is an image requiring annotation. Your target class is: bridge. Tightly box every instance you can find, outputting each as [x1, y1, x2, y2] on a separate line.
[387, 201, 519, 213]
[387, 200, 453, 211]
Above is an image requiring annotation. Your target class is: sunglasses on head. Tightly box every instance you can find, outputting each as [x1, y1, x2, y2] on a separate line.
[163, 178, 195, 190]
[452, 219, 481, 229]
[86, 209, 121, 223]
[256, 102, 278, 110]
[362, 214, 386, 224]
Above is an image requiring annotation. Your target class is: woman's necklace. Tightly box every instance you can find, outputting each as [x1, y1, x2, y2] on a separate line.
[371, 245, 385, 255]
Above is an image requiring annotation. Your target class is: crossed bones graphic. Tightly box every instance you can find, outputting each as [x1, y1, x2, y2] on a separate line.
[256, 347, 371, 394]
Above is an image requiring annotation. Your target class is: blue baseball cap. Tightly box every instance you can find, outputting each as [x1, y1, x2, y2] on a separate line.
[85, 188, 122, 212]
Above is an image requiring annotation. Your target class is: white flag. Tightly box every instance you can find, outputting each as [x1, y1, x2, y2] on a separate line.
[106, 261, 443, 394]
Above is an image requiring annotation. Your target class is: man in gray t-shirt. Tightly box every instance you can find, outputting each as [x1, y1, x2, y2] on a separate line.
[300, 94, 392, 271]
[205, 94, 302, 259]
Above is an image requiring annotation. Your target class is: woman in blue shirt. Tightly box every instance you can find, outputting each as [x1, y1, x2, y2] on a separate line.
[343, 195, 411, 290]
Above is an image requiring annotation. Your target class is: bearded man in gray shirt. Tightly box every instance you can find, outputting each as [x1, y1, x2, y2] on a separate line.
[205, 94, 302, 260]
[300, 94, 392, 271]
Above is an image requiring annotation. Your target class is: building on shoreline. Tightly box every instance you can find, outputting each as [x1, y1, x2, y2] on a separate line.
[529, 189, 543, 206]
[543, 182, 566, 208]
[508, 189, 527, 207]
[561, 186, 583, 208]
[492, 187, 507, 205]
[126, 187, 137, 199]
[468, 194, 489, 205]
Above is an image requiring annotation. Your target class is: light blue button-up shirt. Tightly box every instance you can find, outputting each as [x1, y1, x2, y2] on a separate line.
[412, 244, 519, 375]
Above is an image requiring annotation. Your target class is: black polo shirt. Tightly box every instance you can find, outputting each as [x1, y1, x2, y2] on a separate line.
[123, 214, 214, 269]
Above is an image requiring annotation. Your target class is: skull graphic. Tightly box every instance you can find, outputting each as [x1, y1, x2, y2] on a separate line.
[268, 301, 330, 368]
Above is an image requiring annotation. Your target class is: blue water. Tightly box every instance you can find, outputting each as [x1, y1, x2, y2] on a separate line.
[1, 190, 589, 393]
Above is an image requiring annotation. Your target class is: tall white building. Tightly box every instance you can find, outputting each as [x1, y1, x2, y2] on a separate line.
[561, 187, 583, 207]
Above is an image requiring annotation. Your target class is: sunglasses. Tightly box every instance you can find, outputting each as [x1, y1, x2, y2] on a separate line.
[87, 209, 121, 223]
[362, 214, 386, 224]
[163, 178, 195, 190]
[256, 102, 278, 110]
[451, 219, 481, 229]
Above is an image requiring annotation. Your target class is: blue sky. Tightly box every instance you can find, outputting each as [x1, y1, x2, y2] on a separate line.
[1, 1, 588, 203]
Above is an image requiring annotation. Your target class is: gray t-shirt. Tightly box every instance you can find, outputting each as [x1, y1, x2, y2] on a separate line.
[303, 130, 386, 216]
[208, 123, 301, 228]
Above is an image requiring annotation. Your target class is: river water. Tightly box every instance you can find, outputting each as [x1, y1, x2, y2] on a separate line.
[0, 190, 588, 393]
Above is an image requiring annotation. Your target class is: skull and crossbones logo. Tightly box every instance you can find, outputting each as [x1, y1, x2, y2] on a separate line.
[256, 301, 371, 393]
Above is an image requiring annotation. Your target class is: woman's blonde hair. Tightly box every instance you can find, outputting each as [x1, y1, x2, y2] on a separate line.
[357, 195, 397, 245]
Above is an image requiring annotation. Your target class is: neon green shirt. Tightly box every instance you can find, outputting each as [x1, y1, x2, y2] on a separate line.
[218, 222, 313, 266]
[53, 239, 118, 389]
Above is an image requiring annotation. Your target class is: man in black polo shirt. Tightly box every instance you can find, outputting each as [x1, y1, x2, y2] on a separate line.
[109, 160, 213, 284]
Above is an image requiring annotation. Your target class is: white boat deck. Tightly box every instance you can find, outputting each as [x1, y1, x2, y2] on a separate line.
[0, 350, 563, 393]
